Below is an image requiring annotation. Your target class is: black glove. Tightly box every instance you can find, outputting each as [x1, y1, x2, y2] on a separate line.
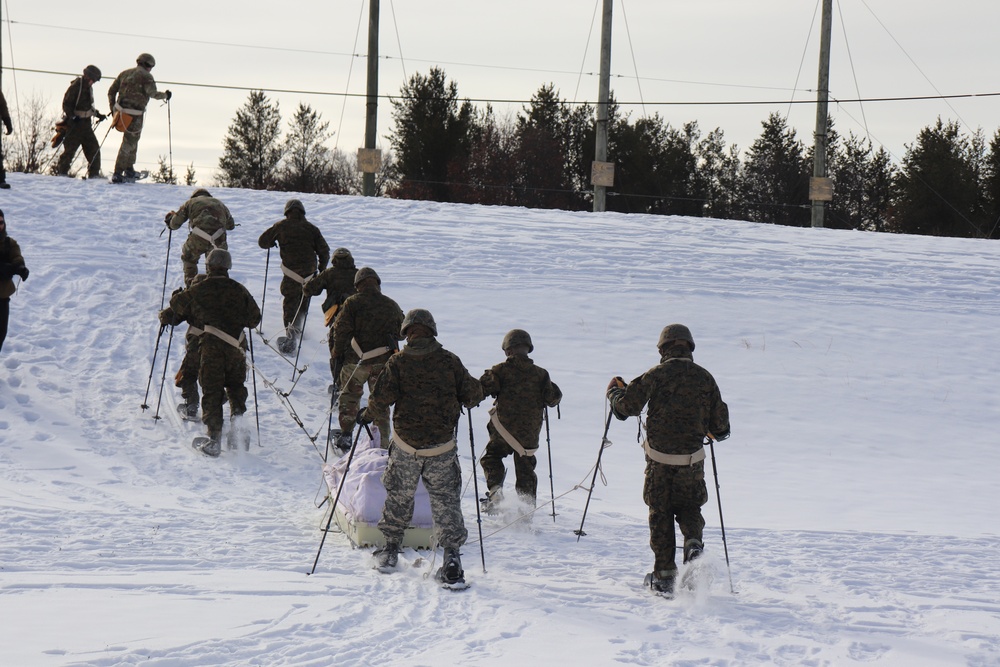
[164, 211, 175, 226]
[355, 407, 373, 426]
[96, 112, 107, 121]
[4, 123, 11, 135]
[165, 90, 172, 100]
[71, 115, 81, 123]
[16, 266, 28, 281]
[711, 429, 731, 442]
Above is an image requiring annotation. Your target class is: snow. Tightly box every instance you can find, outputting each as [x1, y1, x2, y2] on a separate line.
[1, 171, 998, 666]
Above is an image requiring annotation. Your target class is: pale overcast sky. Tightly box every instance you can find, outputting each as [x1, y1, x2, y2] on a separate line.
[3, 0, 998, 185]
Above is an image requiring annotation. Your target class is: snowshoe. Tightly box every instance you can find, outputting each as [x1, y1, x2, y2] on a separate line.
[479, 488, 504, 516]
[435, 548, 468, 590]
[373, 543, 399, 573]
[109, 169, 149, 184]
[644, 570, 676, 599]
[177, 402, 199, 422]
[192, 434, 221, 458]
[332, 431, 353, 454]
[276, 335, 297, 355]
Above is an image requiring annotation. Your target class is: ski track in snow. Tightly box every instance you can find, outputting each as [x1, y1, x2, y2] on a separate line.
[1, 173, 999, 665]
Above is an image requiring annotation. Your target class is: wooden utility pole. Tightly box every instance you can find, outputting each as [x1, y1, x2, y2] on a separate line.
[810, 0, 834, 227]
[592, 0, 614, 212]
[361, 0, 381, 197]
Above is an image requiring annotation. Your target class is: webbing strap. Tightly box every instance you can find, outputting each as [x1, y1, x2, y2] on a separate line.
[281, 264, 308, 285]
[488, 405, 537, 457]
[191, 227, 225, 246]
[351, 337, 392, 362]
[113, 101, 144, 116]
[391, 433, 456, 457]
[203, 325, 245, 350]
[187, 325, 204, 336]
[643, 441, 705, 466]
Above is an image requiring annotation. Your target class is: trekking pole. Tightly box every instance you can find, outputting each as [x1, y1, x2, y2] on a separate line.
[466, 408, 486, 573]
[259, 248, 270, 331]
[248, 330, 261, 448]
[575, 410, 614, 541]
[707, 436, 735, 594]
[152, 325, 175, 421]
[309, 425, 363, 575]
[166, 98, 173, 177]
[159, 227, 173, 310]
[544, 407, 557, 522]
[87, 120, 113, 177]
[291, 306, 309, 382]
[141, 323, 167, 411]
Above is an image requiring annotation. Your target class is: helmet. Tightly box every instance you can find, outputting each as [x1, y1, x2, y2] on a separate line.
[657, 323, 695, 351]
[401, 308, 437, 337]
[501, 329, 533, 353]
[206, 248, 232, 270]
[284, 198, 305, 215]
[354, 266, 380, 286]
[136, 53, 156, 68]
[83, 65, 102, 82]
[333, 247, 353, 261]
[191, 188, 211, 198]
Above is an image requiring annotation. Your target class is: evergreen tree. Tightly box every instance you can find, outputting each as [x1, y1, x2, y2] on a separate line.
[389, 67, 473, 202]
[217, 90, 283, 190]
[277, 103, 342, 194]
[693, 127, 742, 220]
[827, 133, 896, 231]
[982, 130, 1000, 239]
[184, 163, 197, 186]
[740, 113, 810, 226]
[151, 155, 176, 184]
[458, 105, 520, 205]
[890, 118, 984, 237]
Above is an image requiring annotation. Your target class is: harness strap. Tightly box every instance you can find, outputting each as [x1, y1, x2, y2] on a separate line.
[203, 325, 245, 350]
[391, 433, 456, 457]
[488, 405, 537, 457]
[113, 101, 145, 116]
[643, 441, 705, 466]
[187, 324, 204, 336]
[351, 337, 392, 362]
[191, 226, 226, 246]
[281, 264, 309, 285]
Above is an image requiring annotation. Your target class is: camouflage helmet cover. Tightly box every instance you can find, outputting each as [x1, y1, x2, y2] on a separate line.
[502, 328, 533, 353]
[191, 188, 211, 198]
[206, 248, 232, 270]
[136, 53, 156, 68]
[83, 65, 102, 82]
[657, 323, 695, 351]
[284, 198, 305, 215]
[401, 308, 437, 337]
[333, 247, 353, 260]
[354, 266, 381, 286]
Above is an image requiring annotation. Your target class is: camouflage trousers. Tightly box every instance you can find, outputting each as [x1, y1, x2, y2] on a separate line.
[176, 330, 201, 404]
[338, 359, 389, 443]
[198, 337, 248, 434]
[279, 276, 310, 329]
[113, 112, 144, 174]
[57, 119, 101, 177]
[180, 236, 227, 287]
[378, 446, 468, 550]
[479, 424, 538, 501]
[643, 459, 708, 573]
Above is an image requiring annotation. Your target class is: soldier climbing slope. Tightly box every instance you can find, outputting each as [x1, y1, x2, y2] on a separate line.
[165, 188, 236, 287]
[302, 246, 357, 391]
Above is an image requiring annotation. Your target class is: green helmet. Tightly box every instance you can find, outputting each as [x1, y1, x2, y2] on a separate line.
[502, 329, 533, 353]
[136, 53, 156, 68]
[354, 266, 381, 286]
[83, 65, 102, 82]
[401, 308, 437, 337]
[333, 247, 353, 260]
[191, 188, 211, 198]
[284, 198, 305, 215]
[206, 248, 232, 270]
[657, 323, 695, 351]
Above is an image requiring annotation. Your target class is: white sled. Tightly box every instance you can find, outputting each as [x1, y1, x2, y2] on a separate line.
[322, 427, 434, 549]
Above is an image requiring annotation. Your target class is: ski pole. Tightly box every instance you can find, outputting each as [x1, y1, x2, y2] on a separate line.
[707, 436, 735, 594]
[141, 323, 167, 411]
[467, 408, 486, 573]
[291, 305, 309, 382]
[87, 121, 114, 177]
[309, 425, 363, 575]
[259, 248, 270, 330]
[160, 226, 173, 310]
[544, 407, 557, 522]
[248, 330, 261, 448]
[166, 98, 173, 178]
[152, 325, 175, 421]
[575, 410, 614, 541]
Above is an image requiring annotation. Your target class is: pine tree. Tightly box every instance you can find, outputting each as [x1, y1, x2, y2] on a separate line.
[740, 113, 810, 226]
[151, 155, 176, 184]
[217, 90, 283, 190]
[277, 103, 342, 194]
[693, 127, 742, 220]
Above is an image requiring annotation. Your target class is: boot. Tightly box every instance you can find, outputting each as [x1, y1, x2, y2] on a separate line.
[480, 487, 504, 515]
[374, 542, 399, 571]
[201, 430, 222, 458]
[644, 569, 676, 596]
[683, 538, 704, 564]
[436, 547, 465, 587]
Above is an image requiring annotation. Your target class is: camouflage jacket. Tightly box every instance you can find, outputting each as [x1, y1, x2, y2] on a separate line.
[0, 92, 11, 132]
[169, 273, 261, 341]
[257, 212, 330, 278]
[331, 287, 404, 363]
[159, 274, 207, 328]
[62, 77, 98, 119]
[0, 235, 25, 299]
[607, 344, 730, 456]
[303, 259, 357, 313]
[169, 196, 235, 238]
[370, 337, 483, 448]
[108, 66, 166, 113]
[480, 354, 562, 448]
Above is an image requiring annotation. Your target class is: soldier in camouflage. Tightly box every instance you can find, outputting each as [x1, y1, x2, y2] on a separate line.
[479, 329, 562, 511]
[107, 53, 171, 183]
[165, 250, 261, 454]
[0, 211, 29, 351]
[606, 323, 730, 595]
[303, 247, 357, 386]
[56, 65, 106, 179]
[165, 189, 237, 286]
[359, 308, 483, 585]
[329, 266, 403, 450]
[257, 199, 330, 350]
[159, 275, 209, 420]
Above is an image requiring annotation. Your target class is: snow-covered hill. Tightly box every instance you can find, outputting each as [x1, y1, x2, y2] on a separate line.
[1, 171, 998, 666]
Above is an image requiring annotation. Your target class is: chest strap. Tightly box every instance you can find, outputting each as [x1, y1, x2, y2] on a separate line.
[391, 433, 457, 457]
[191, 226, 226, 246]
[281, 264, 309, 285]
[643, 441, 705, 466]
[488, 405, 538, 457]
[351, 337, 392, 362]
[203, 325, 245, 350]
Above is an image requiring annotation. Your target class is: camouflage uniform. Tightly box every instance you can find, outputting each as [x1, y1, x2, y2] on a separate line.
[257, 204, 330, 331]
[370, 336, 483, 550]
[169, 267, 261, 438]
[302, 250, 357, 379]
[0, 93, 12, 186]
[168, 191, 236, 286]
[479, 353, 562, 502]
[57, 74, 103, 178]
[331, 281, 403, 442]
[107, 59, 168, 177]
[0, 215, 27, 352]
[159, 275, 208, 410]
[607, 340, 730, 577]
